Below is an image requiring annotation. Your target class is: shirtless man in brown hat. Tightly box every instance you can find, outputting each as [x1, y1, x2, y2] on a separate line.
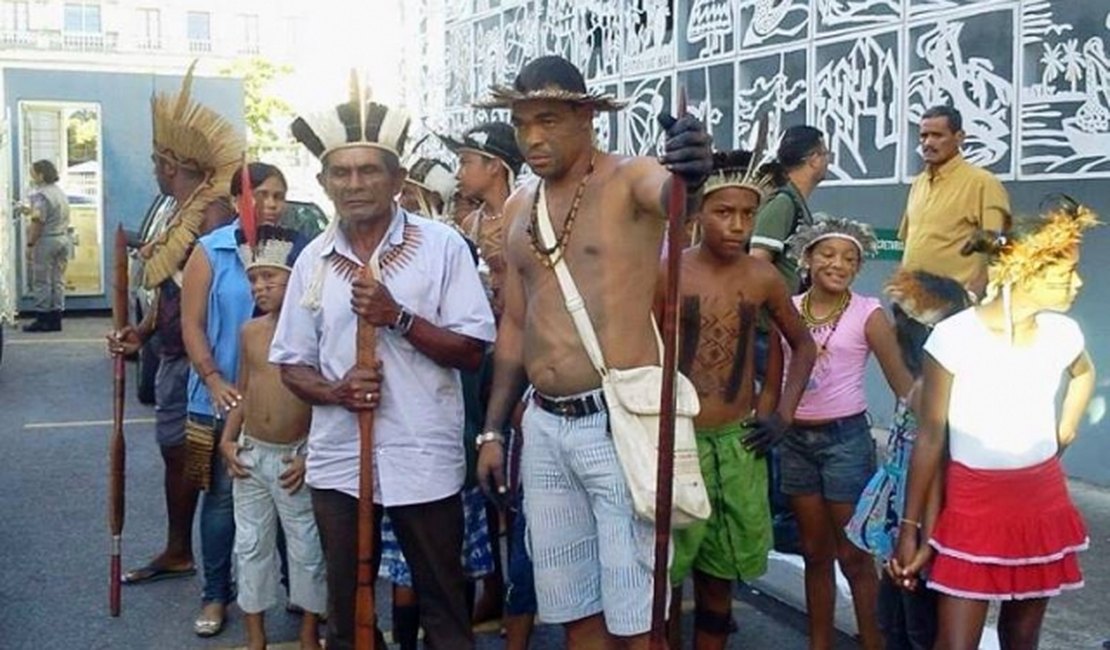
[475, 55, 714, 649]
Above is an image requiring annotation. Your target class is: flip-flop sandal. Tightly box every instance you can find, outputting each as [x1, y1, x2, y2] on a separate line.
[193, 613, 224, 638]
[121, 564, 197, 585]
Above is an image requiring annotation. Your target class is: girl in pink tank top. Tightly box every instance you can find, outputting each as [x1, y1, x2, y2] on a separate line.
[780, 216, 914, 650]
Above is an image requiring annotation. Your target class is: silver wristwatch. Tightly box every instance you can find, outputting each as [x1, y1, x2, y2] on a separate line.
[474, 430, 505, 451]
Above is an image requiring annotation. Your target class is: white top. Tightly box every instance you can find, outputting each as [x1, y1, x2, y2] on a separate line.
[270, 207, 497, 505]
[924, 308, 1084, 470]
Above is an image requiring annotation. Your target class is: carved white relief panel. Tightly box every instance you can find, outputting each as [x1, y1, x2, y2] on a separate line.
[621, 76, 673, 156]
[678, 62, 735, 149]
[504, 3, 540, 84]
[736, 48, 809, 152]
[906, 8, 1016, 179]
[816, 0, 902, 35]
[815, 29, 902, 184]
[474, 16, 504, 100]
[1020, 0, 1110, 178]
[581, 1, 623, 79]
[445, 24, 474, 107]
[593, 83, 621, 152]
[624, 0, 676, 75]
[908, 0, 993, 20]
[539, 0, 577, 61]
[737, 0, 809, 51]
[445, 0, 474, 23]
[679, 0, 736, 62]
[475, 0, 503, 13]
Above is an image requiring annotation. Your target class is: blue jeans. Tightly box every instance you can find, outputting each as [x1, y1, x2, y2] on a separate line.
[878, 572, 937, 649]
[191, 414, 236, 604]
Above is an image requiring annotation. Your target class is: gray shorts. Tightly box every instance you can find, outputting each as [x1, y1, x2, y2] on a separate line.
[154, 356, 190, 447]
[521, 394, 656, 637]
[780, 412, 876, 503]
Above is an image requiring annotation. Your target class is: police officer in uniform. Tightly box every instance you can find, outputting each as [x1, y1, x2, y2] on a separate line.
[21, 159, 71, 332]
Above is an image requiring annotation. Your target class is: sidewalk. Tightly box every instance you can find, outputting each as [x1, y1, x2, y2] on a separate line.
[751, 471, 1110, 650]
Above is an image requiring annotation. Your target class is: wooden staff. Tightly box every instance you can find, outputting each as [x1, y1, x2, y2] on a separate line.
[649, 89, 688, 648]
[108, 225, 128, 617]
[354, 266, 378, 650]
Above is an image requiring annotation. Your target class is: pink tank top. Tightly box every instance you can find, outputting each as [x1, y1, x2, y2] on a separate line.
[785, 292, 882, 421]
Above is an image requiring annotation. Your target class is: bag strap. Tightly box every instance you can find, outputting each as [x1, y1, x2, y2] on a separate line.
[535, 182, 610, 378]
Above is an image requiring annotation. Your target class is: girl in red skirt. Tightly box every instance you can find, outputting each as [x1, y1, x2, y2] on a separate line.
[894, 200, 1098, 649]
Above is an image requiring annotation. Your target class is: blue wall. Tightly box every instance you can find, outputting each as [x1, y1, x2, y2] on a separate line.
[5, 67, 244, 311]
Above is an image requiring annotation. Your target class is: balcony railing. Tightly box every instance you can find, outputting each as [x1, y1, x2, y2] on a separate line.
[188, 38, 211, 53]
[0, 30, 37, 48]
[60, 32, 117, 51]
[136, 38, 162, 51]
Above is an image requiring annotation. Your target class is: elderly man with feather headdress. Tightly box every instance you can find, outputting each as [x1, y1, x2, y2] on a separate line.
[106, 63, 242, 603]
[269, 85, 495, 650]
[659, 149, 816, 650]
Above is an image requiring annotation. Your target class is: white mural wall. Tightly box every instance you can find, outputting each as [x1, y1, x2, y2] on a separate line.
[414, 0, 1110, 185]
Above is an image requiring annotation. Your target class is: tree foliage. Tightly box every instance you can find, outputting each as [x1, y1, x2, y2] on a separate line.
[221, 57, 294, 156]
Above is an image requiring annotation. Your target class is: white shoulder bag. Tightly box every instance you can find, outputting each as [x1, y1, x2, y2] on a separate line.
[534, 183, 711, 527]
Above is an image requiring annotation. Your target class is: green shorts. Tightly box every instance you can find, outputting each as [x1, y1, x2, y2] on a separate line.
[671, 421, 772, 585]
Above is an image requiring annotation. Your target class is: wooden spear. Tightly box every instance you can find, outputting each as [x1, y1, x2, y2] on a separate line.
[649, 88, 688, 648]
[108, 225, 128, 617]
[354, 266, 379, 650]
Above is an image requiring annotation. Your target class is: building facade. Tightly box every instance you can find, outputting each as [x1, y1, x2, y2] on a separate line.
[409, 0, 1110, 485]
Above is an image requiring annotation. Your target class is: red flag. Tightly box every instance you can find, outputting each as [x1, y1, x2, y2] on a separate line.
[238, 156, 256, 247]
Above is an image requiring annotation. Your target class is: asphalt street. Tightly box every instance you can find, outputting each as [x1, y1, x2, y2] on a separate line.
[1, 316, 1104, 649]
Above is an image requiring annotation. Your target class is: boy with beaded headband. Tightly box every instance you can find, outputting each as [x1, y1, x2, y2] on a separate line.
[895, 201, 1097, 649]
[782, 216, 915, 650]
[662, 149, 816, 650]
[219, 224, 325, 650]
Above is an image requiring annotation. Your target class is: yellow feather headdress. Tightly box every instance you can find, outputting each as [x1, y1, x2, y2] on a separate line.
[143, 61, 244, 289]
[985, 203, 1099, 293]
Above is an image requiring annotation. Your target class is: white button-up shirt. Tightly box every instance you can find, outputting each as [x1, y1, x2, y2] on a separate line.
[270, 207, 496, 506]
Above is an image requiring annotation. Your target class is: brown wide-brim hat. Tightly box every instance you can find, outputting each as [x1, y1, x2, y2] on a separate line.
[474, 55, 627, 112]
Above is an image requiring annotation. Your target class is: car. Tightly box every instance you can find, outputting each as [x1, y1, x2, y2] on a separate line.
[125, 195, 329, 404]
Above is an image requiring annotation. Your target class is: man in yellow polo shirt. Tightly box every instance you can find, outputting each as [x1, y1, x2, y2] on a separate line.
[899, 105, 1009, 297]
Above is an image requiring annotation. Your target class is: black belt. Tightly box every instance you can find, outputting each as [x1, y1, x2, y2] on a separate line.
[532, 390, 607, 418]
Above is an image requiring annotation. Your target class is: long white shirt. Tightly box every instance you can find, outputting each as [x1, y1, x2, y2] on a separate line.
[270, 207, 496, 505]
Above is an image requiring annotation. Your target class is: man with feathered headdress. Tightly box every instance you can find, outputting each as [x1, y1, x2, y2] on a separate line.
[663, 149, 816, 648]
[106, 61, 242, 595]
[271, 78, 495, 650]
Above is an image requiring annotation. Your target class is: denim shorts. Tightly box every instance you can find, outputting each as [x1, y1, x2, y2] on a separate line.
[153, 356, 190, 447]
[780, 412, 876, 503]
[521, 394, 655, 636]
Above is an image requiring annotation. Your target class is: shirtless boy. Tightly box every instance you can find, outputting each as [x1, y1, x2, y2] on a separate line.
[663, 151, 816, 649]
[219, 225, 325, 650]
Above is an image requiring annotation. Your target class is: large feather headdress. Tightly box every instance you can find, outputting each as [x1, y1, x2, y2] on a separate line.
[290, 70, 411, 162]
[151, 60, 243, 176]
[143, 61, 243, 289]
[982, 201, 1099, 294]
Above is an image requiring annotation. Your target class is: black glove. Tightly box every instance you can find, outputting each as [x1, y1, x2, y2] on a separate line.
[657, 111, 713, 189]
[741, 413, 790, 456]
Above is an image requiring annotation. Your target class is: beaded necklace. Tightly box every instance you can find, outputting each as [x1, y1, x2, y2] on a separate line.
[527, 153, 597, 268]
[802, 290, 851, 357]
